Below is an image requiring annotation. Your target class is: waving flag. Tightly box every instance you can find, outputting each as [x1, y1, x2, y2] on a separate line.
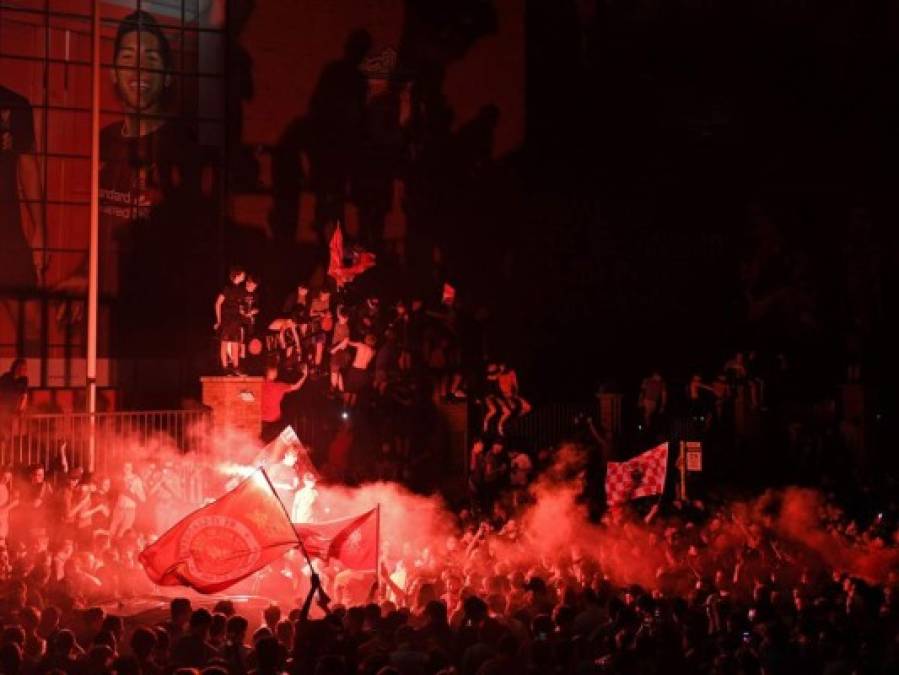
[259, 426, 319, 480]
[441, 282, 456, 306]
[605, 442, 669, 506]
[294, 507, 379, 571]
[139, 469, 299, 593]
[327, 224, 345, 280]
[328, 225, 376, 286]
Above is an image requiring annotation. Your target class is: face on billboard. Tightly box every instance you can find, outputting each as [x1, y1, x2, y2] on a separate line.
[111, 29, 172, 114]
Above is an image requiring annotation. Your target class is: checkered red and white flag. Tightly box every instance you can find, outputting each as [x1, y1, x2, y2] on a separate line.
[605, 442, 669, 506]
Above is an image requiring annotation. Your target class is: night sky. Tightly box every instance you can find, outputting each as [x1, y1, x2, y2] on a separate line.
[476, 1, 899, 400]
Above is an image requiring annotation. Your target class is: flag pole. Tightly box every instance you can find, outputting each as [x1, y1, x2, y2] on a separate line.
[260, 467, 316, 574]
[375, 503, 381, 598]
[86, 0, 101, 472]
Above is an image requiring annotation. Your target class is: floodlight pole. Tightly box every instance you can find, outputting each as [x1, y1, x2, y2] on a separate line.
[86, 0, 101, 472]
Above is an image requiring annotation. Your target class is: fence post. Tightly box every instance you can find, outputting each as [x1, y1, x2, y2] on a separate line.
[596, 393, 623, 437]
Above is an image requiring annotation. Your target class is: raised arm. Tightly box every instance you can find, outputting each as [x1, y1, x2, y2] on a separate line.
[289, 368, 309, 392]
[18, 150, 45, 284]
[330, 337, 349, 354]
[380, 562, 407, 605]
[68, 494, 91, 520]
[214, 293, 225, 328]
[132, 478, 146, 503]
[298, 574, 319, 623]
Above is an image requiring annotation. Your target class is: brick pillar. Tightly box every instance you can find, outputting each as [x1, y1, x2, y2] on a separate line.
[200, 376, 264, 438]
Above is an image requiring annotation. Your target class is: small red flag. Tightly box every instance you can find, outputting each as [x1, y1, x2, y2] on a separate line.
[441, 282, 456, 306]
[327, 224, 345, 282]
[257, 426, 320, 481]
[138, 469, 299, 594]
[605, 442, 669, 506]
[294, 507, 378, 571]
[328, 224, 376, 286]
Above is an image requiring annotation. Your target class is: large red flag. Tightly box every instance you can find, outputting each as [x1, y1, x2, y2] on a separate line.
[605, 442, 669, 506]
[139, 469, 299, 593]
[293, 507, 378, 571]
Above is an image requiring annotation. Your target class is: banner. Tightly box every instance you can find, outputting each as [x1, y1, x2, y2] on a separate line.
[138, 468, 298, 593]
[293, 507, 378, 571]
[327, 225, 376, 287]
[0, 1, 225, 381]
[605, 442, 668, 506]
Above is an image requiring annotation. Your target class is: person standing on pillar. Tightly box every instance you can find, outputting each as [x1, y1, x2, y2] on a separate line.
[214, 266, 246, 375]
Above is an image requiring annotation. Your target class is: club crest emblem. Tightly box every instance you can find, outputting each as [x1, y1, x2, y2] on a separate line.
[346, 528, 362, 550]
[178, 515, 261, 583]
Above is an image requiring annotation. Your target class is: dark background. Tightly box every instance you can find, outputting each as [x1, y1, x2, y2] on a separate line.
[484, 1, 899, 401]
[3, 0, 896, 409]
[219, 0, 898, 404]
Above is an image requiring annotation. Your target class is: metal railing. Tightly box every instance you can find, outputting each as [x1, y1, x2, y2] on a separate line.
[503, 402, 595, 449]
[0, 409, 211, 473]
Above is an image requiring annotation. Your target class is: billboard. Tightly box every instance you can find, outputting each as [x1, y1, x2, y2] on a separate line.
[0, 0, 226, 393]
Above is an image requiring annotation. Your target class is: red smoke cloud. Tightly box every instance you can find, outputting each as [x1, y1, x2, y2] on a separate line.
[94, 428, 899, 606]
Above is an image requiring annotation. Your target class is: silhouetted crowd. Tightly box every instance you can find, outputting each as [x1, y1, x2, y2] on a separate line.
[207, 261, 532, 487]
[2, 469, 899, 674]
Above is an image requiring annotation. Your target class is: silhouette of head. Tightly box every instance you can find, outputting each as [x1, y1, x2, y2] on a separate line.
[344, 29, 373, 65]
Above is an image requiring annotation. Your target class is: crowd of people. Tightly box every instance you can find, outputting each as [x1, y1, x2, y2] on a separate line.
[205, 258, 533, 487]
[0, 231, 893, 674]
[213, 262, 524, 411]
[1, 443, 898, 674]
[2, 343, 898, 675]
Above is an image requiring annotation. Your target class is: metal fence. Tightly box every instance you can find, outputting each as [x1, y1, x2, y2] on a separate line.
[503, 402, 595, 450]
[0, 410, 211, 473]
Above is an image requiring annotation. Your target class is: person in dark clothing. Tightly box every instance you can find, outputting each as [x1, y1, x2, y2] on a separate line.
[99, 10, 213, 367]
[240, 274, 262, 364]
[0, 85, 45, 292]
[214, 267, 247, 375]
[171, 609, 218, 669]
[0, 359, 28, 442]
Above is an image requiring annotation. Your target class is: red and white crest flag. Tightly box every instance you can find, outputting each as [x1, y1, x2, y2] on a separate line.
[138, 469, 298, 594]
[605, 442, 669, 506]
[293, 507, 378, 571]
